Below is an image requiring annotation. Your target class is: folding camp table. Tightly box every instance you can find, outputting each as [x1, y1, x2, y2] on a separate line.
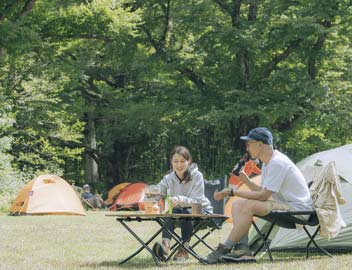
[106, 212, 228, 265]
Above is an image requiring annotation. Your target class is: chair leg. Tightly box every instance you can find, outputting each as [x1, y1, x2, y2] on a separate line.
[303, 226, 332, 258]
[252, 220, 276, 262]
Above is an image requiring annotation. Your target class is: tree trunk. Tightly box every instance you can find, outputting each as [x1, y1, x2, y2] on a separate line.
[84, 111, 99, 184]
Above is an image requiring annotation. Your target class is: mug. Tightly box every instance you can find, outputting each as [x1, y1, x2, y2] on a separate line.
[191, 203, 202, 215]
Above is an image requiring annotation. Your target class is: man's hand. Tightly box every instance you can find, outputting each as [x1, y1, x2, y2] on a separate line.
[214, 188, 232, 201]
[238, 171, 250, 184]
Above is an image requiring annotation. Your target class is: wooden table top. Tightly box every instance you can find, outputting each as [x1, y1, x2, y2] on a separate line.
[105, 212, 228, 219]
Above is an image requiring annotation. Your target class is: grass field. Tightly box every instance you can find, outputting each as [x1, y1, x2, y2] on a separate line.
[0, 211, 351, 270]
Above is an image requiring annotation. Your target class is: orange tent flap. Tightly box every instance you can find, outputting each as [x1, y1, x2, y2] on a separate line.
[106, 182, 130, 205]
[8, 180, 35, 213]
[114, 182, 147, 210]
[244, 160, 261, 176]
[229, 160, 261, 187]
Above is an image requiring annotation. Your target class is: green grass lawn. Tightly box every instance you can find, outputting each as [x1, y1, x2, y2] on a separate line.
[0, 211, 351, 270]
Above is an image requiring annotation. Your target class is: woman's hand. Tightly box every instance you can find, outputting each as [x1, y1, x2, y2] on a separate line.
[214, 188, 232, 201]
[171, 196, 179, 207]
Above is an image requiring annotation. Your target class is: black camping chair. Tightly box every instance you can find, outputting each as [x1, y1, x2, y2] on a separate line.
[252, 210, 333, 261]
[251, 178, 334, 261]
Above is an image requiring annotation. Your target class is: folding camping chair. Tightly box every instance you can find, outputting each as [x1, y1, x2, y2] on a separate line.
[251, 210, 332, 261]
[72, 184, 99, 211]
[251, 160, 347, 261]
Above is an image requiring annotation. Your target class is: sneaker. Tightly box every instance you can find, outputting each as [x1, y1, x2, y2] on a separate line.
[173, 247, 189, 262]
[220, 254, 256, 263]
[202, 243, 231, 264]
[220, 248, 256, 263]
[224, 248, 251, 258]
[152, 241, 170, 262]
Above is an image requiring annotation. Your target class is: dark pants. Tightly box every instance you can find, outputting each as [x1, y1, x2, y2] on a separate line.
[162, 208, 193, 242]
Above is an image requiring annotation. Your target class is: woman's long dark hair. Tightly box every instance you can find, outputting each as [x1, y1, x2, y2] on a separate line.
[170, 146, 193, 182]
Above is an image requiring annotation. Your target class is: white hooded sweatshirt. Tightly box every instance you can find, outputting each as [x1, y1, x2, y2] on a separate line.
[157, 163, 213, 213]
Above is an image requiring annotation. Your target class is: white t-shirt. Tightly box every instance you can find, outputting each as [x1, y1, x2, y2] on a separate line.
[261, 150, 313, 210]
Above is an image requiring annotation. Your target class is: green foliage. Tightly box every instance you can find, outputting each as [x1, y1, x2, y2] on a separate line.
[0, 0, 351, 203]
[0, 97, 23, 212]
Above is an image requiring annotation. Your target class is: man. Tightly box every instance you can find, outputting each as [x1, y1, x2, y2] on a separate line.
[81, 184, 105, 209]
[203, 127, 313, 264]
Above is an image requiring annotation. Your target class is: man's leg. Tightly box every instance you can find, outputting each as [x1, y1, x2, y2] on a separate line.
[227, 198, 269, 243]
[237, 234, 249, 249]
[203, 198, 269, 264]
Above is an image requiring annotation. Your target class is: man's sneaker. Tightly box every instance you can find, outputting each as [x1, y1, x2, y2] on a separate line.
[220, 248, 256, 263]
[220, 254, 256, 263]
[202, 243, 231, 264]
[224, 248, 251, 258]
[152, 241, 170, 262]
[173, 247, 189, 262]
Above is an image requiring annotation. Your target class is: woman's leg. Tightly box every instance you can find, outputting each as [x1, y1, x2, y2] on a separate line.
[180, 208, 193, 242]
[162, 208, 182, 239]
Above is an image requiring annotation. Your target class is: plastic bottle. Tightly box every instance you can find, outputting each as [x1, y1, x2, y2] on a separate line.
[165, 189, 173, 215]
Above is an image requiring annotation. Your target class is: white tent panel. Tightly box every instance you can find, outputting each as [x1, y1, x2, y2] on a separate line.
[297, 144, 352, 184]
[271, 143, 352, 251]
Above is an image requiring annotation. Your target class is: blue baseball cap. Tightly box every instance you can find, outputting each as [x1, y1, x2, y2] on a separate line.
[240, 127, 273, 145]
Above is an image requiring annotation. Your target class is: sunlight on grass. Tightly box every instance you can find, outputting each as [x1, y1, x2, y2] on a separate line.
[0, 211, 351, 270]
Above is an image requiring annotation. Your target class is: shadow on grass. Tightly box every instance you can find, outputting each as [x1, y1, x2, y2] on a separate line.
[82, 258, 164, 269]
[83, 258, 209, 269]
[81, 251, 340, 269]
[256, 250, 336, 263]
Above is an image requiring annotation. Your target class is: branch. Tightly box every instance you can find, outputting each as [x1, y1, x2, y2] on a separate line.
[19, 0, 36, 18]
[95, 72, 128, 88]
[308, 20, 331, 80]
[141, 11, 206, 93]
[231, 0, 242, 27]
[248, 2, 258, 21]
[178, 67, 206, 91]
[84, 147, 101, 164]
[262, 38, 304, 79]
[213, 0, 232, 16]
[160, 0, 172, 43]
[141, 24, 164, 54]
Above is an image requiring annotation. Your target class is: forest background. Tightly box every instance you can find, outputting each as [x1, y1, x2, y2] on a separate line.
[0, 0, 351, 212]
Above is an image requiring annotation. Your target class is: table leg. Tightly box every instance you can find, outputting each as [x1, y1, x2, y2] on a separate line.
[118, 219, 163, 265]
[155, 217, 205, 263]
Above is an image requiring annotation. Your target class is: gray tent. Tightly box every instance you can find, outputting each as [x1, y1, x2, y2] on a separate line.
[270, 144, 352, 251]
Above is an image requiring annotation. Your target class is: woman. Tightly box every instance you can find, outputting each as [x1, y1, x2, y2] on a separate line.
[152, 146, 213, 262]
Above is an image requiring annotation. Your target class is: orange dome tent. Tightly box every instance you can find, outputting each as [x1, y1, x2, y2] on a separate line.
[110, 182, 147, 211]
[106, 182, 130, 205]
[9, 174, 86, 216]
